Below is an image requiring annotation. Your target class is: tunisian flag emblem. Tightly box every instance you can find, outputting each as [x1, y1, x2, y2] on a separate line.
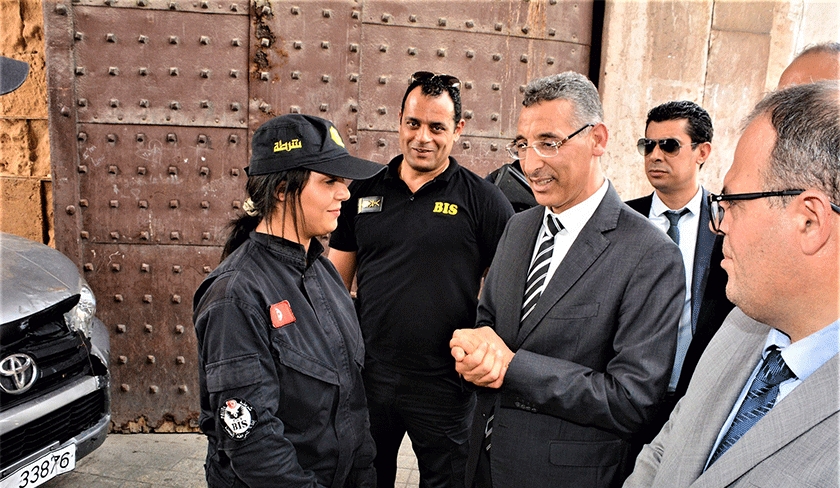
[270, 300, 296, 328]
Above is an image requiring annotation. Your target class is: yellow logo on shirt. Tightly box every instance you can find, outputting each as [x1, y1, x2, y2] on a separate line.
[433, 202, 458, 215]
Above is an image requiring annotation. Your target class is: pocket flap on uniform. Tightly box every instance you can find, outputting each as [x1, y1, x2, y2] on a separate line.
[549, 439, 624, 467]
[276, 346, 340, 385]
[206, 354, 261, 393]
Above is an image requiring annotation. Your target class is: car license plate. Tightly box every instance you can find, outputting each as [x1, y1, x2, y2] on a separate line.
[0, 444, 75, 488]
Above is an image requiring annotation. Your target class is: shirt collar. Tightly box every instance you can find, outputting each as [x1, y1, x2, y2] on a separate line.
[543, 179, 610, 235]
[764, 319, 840, 381]
[650, 186, 702, 218]
[249, 231, 324, 268]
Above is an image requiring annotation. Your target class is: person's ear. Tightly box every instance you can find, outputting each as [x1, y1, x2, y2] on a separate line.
[452, 118, 465, 140]
[795, 190, 835, 256]
[591, 123, 608, 157]
[696, 142, 712, 166]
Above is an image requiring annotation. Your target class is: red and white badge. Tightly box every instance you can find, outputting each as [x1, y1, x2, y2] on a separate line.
[270, 300, 296, 328]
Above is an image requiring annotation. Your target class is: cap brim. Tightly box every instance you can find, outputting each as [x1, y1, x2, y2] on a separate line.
[304, 155, 385, 180]
[0, 57, 30, 96]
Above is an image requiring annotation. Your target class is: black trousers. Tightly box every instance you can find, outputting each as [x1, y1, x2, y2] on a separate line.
[364, 364, 475, 488]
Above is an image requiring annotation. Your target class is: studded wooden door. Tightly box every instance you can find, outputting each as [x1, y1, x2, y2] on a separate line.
[43, 0, 594, 430]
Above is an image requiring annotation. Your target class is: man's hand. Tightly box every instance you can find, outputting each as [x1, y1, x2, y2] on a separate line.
[450, 327, 514, 388]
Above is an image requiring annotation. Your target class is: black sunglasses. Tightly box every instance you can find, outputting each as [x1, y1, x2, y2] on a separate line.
[637, 138, 699, 157]
[410, 71, 461, 89]
[707, 189, 840, 234]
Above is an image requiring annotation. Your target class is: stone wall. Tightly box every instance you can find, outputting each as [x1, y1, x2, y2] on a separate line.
[0, 0, 52, 244]
[601, 0, 839, 200]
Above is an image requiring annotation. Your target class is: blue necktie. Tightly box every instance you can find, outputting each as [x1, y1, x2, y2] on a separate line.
[707, 347, 795, 467]
[663, 208, 690, 245]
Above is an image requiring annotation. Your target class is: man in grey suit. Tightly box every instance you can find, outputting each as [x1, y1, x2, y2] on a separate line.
[450, 72, 685, 488]
[624, 81, 840, 487]
[625, 101, 734, 442]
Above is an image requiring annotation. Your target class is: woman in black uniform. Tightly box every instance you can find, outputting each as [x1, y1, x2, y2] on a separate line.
[193, 114, 383, 487]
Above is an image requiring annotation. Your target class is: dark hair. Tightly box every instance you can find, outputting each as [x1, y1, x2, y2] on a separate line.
[521, 72, 603, 126]
[646, 100, 714, 145]
[745, 81, 840, 207]
[221, 168, 311, 261]
[399, 76, 462, 126]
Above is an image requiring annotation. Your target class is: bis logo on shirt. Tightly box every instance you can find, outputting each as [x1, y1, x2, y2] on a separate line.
[433, 201, 458, 216]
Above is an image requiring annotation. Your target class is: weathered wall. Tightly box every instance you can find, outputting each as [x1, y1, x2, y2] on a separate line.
[601, 0, 839, 200]
[0, 0, 52, 244]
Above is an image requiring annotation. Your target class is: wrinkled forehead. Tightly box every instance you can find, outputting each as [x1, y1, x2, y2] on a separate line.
[516, 99, 577, 140]
[401, 88, 456, 124]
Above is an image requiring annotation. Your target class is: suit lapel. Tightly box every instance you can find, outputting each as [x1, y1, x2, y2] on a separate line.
[696, 352, 840, 487]
[496, 208, 543, 347]
[514, 185, 620, 347]
[655, 309, 766, 486]
[691, 188, 716, 332]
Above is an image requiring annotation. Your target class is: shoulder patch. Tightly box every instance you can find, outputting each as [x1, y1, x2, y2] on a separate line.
[219, 398, 257, 440]
[358, 196, 384, 214]
[270, 300, 296, 328]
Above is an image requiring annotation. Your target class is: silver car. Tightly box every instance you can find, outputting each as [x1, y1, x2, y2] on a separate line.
[0, 232, 110, 488]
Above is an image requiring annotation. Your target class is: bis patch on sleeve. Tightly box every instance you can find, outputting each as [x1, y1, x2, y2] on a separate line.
[219, 398, 257, 440]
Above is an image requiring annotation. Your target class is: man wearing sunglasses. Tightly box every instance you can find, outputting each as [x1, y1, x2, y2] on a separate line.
[625, 81, 839, 487]
[626, 101, 734, 447]
[329, 71, 514, 488]
[449, 72, 684, 488]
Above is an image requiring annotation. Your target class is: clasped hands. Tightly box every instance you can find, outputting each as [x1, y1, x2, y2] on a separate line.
[450, 326, 515, 389]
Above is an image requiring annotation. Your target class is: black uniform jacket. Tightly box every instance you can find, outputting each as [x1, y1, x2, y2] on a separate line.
[193, 232, 375, 488]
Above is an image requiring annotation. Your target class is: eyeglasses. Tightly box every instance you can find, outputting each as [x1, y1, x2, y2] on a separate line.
[506, 123, 594, 160]
[637, 138, 699, 157]
[709, 189, 840, 234]
[709, 190, 804, 234]
[410, 71, 461, 89]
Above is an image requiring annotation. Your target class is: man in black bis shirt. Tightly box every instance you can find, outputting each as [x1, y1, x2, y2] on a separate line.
[329, 72, 513, 488]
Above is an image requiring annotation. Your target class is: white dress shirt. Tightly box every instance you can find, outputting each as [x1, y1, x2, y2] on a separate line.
[531, 179, 610, 291]
[649, 188, 702, 391]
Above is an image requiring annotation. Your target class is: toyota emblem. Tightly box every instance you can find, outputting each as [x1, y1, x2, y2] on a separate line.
[0, 353, 38, 395]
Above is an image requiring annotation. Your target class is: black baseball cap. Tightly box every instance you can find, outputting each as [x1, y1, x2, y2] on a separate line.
[246, 114, 383, 180]
[0, 56, 29, 95]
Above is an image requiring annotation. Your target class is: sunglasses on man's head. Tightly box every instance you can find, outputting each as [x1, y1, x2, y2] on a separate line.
[637, 138, 698, 157]
[410, 71, 461, 89]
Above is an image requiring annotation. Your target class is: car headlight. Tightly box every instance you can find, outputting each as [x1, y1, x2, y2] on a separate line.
[64, 282, 97, 338]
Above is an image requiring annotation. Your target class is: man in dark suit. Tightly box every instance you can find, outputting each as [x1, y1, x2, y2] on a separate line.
[450, 72, 685, 488]
[625, 102, 734, 441]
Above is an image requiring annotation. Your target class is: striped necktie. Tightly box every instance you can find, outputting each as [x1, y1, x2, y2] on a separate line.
[707, 347, 795, 467]
[521, 214, 563, 322]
